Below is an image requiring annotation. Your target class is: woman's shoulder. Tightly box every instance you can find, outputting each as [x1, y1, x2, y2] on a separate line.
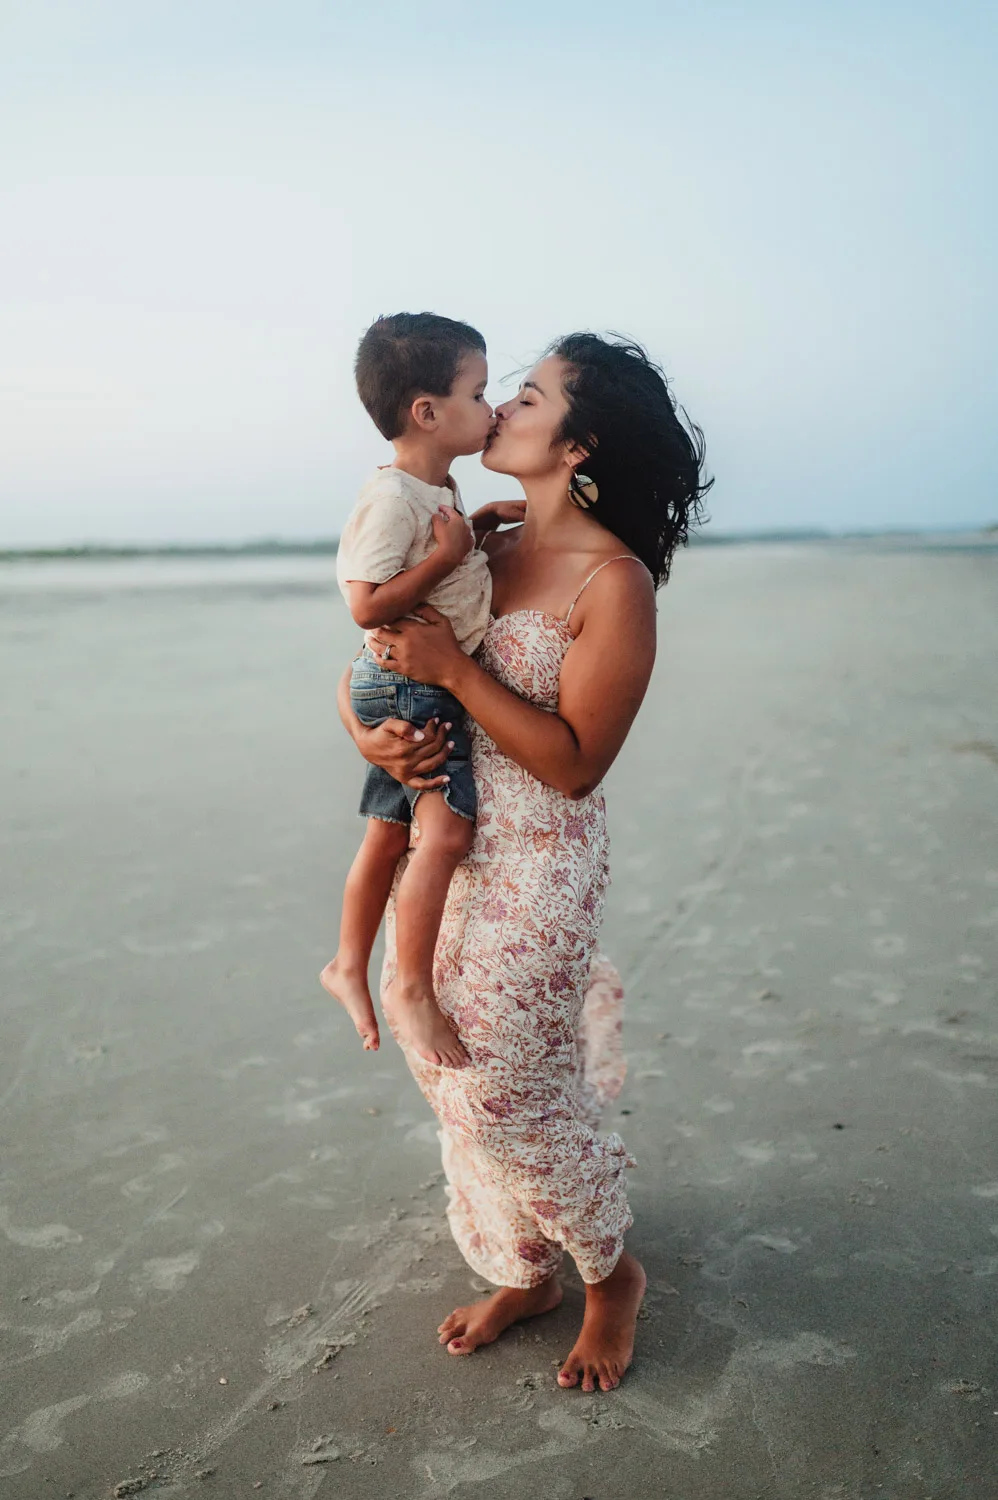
[579, 547, 653, 592]
[567, 550, 656, 632]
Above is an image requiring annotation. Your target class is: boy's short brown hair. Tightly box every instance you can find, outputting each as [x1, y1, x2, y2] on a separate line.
[355, 311, 487, 440]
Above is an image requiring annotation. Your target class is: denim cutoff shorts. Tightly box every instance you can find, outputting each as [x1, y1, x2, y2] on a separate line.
[350, 646, 476, 825]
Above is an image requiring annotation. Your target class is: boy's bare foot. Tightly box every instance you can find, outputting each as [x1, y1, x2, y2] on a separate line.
[557, 1250, 646, 1392]
[438, 1277, 563, 1354]
[384, 979, 468, 1068]
[319, 958, 379, 1051]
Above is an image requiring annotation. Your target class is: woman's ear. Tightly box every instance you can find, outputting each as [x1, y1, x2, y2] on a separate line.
[564, 441, 591, 471]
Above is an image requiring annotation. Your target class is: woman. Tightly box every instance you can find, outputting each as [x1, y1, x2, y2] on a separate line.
[337, 332, 711, 1392]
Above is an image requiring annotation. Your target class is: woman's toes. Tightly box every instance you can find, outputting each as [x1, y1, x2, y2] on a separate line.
[447, 1336, 471, 1354]
[581, 1366, 597, 1393]
[599, 1363, 619, 1390]
[557, 1361, 580, 1388]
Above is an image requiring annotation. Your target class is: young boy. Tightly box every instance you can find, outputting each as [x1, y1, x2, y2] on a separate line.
[321, 312, 515, 1068]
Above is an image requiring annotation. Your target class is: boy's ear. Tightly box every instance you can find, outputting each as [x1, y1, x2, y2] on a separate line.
[409, 395, 437, 431]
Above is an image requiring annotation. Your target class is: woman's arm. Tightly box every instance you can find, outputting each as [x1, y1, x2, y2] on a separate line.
[368, 566, 657, 799]
[336, 663, 452, 789]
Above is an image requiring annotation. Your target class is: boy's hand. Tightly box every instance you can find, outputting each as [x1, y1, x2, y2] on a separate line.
[431, 506, 474, 567]
[471, 500, 527, 533]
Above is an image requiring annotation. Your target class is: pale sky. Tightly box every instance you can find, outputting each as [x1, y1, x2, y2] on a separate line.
[1, 1, 994, 546]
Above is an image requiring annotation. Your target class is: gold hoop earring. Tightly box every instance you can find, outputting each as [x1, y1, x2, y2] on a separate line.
[569, 472, 599, 510]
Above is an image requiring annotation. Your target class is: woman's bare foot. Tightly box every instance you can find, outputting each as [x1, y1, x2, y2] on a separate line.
[438, 1277, 563, 1354]
[384, 979, 468, 1068]
[319, 958, 379, 1051]
[557, 1251, 646, 1392]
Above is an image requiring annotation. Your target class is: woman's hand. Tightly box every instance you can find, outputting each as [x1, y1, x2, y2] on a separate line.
[337, 661, 451, 789]
[367, 606, 465, 692]
[357, 718, 452, 789]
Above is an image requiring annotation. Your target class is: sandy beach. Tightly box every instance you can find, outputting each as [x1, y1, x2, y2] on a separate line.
[1, 538, 997, 1499]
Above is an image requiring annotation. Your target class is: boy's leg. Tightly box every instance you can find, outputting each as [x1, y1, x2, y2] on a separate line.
[386, 791, 474, 1069]
[321, 817, 410, 1050]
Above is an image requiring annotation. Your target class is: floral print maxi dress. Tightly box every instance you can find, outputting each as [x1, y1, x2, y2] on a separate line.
[380, 603, 636, 1287]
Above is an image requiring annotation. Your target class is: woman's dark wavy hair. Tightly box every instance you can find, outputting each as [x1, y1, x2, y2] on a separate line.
[549, 332, 712, 587]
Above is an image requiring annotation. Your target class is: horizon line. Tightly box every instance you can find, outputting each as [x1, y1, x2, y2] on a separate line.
[2, 521, 997, 561]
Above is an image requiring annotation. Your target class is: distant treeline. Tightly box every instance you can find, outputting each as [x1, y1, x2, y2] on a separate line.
[0, 539, 340, 560]
[1, 525, 994, 561]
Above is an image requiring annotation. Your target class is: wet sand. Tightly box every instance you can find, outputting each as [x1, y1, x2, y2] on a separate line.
[1, 541, 996, 1498]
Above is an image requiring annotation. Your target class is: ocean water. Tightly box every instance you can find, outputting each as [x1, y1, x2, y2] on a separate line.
[0, 553, 339, 593]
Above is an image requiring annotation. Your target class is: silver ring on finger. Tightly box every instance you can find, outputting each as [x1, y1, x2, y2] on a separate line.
[382, 644, 393, 662]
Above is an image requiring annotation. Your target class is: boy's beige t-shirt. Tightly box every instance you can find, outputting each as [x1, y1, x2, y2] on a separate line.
[336, 467, 492, 655]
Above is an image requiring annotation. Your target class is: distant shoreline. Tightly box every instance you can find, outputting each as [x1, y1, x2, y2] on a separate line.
[2, 526, 996, 561]
[0, 540, 340, 561]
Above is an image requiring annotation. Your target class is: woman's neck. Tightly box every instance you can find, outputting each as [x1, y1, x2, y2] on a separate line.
[517, 472, 593, 549]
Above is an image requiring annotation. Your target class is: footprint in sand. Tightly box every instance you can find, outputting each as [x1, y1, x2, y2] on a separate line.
[0, 1208, 82, 1249]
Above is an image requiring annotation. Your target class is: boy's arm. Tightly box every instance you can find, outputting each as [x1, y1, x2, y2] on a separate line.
[345, 508, 471, 630]
[347, 552, 453, 630]
[471, 500, 527, 539]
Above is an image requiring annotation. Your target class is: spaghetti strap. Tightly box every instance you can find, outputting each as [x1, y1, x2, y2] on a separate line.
[564, 554, 647, 628]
